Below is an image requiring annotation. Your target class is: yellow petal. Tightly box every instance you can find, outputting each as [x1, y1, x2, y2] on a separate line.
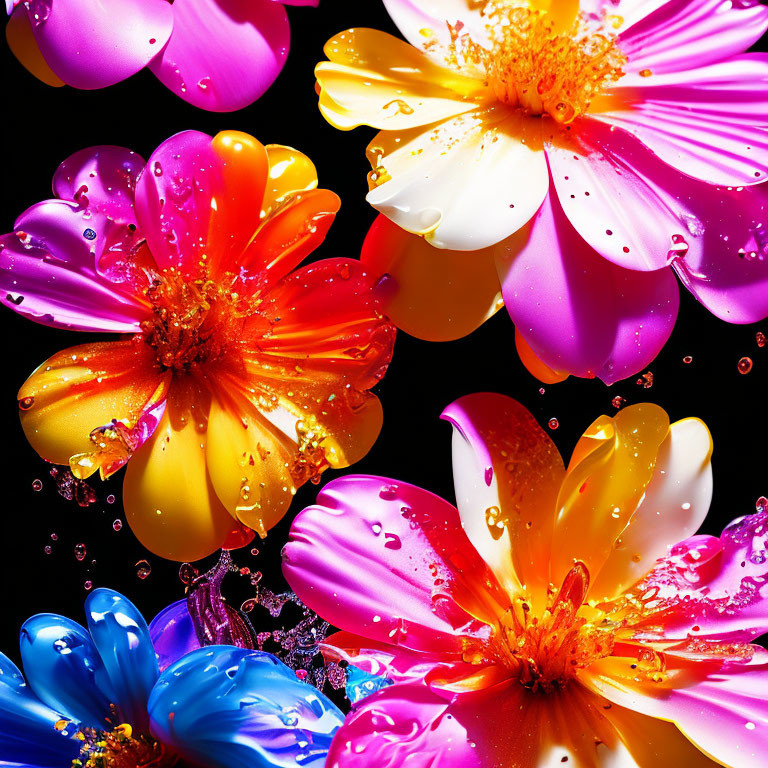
[317, 28, 489, 131]
[550, 404, 670, 589]
[262, 144, 319, 219]
[18, 341, 164, 466]
[6, 8, 65, 87]
[123, 385, 233, 562]
[361, 215, 502, 341]
[205, 396, 296, 536]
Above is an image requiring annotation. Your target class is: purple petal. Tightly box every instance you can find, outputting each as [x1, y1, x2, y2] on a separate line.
[148, 600, 200, 672]
[133, 130, 218, 276]
[53, 146, 145, 225]
[148, 0, 290, 111]
[618, 0, 768, 74]
[600, 56, 768, 186]
[496, 191, 679, 384]
[26, 0, 173, 89]
[0, 201, 150, 332]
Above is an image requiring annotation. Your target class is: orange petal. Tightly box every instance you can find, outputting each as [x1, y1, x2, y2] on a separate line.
[123, 382, 233, 562]
[206, 131, 269, 277]
[550, 404, 670, 588]
[6, 8, 65, 87]
[360, 215, 502, 341]
[239, 188, 341, 288]
[515, 328, 569, 384]
[262, 144, 319, 218]
[18, 340, 164, 466]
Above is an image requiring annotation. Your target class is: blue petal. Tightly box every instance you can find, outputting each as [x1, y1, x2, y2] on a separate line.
[85, 589, 158, 731]
[148, 647, 345, 768]
[20, 614, 116, 728]
[0, 652, 80, 767]
[345, 665, 394, 704]
[148, 599, 200, 672]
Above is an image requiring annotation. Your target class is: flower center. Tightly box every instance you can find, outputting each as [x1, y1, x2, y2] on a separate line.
[141, 272, 245, 372]
[499, 562, 615, 692]
[73, 724, 179, 768]
[448, 1, 627, 123]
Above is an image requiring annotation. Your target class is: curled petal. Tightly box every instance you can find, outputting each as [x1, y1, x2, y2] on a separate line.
[148, 600, 199, 672]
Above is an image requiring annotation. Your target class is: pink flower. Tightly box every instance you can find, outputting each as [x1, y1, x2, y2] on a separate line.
[5, 0, 317, 111]
[285, 392, 768, 767]
[318, 0, 768, 383]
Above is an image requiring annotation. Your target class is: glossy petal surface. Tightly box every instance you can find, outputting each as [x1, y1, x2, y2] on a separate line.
[84, 589, 158, 731]
[148, 647, 344, 768]
[148, 0, 290, 111]
[361, 215, 502, 341]
[148, 599, 199, 672]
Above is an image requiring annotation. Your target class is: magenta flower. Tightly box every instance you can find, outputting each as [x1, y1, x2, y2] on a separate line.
[285, 392, 768, 767]
[5, 0, 318, 111]
[319, 0, 768, 383]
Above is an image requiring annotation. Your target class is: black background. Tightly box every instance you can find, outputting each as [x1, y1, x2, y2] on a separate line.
[1, 0, 766, 669]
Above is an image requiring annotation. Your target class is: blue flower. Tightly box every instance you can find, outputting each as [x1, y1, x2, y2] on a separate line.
[0, 589, 344, 768]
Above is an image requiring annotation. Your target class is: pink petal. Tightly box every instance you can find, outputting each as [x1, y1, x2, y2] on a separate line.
[283, 475, 508, 657]
[279, 0, 318, 4]
[599, 56, 768, 186]
[53, 146, 145, 225]
[633, 508, 768, 643]
[26, 0, 172, 89]
[618, 0, 768, 73]
[0, 200, 150, 332]
[326, 682, 482, 768]
[133, 130, 219, 276]
[548, 116, 768, 325]
[496, 190, 679, 384]
[586, 659, 768, 768]
[148, 0, 290, 111]
[672, 182, 768, 324]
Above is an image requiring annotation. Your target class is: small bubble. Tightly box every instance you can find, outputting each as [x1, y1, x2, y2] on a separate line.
[136, 559, 152, 580]
[683, 355, 693, 364]
[738, 357, 753, 374]
[538, 387, 545, 395]
[106, 494, 116, 504]
[611, 396, 625, 409]
[32, 479, 42, 491]
[250, 548, 259, 556]
[241, 598, 257, 613]
[548, 418, 559, 430]
[379, 484, 398, 500]
[82, 228, 97, 241]
[74, 543, 86, 561]
[84, 580, 93, 591]
[112, 519, 122, 532]
[44, 545, 52, 555]
[636, 371, 654, 388]
[756, 496, 768, 513]
[50, 533, 58, 541]
[757, 331, 766, 348]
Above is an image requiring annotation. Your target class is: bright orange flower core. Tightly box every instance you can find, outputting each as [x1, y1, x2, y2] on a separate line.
[141, 272, 245, 372]
[73, 723, 178, 768]
[498, 562, 615, 692]
[448, 1, 626, 123]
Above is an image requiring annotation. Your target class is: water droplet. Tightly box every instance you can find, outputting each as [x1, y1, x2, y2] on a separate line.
[379, 484, 398, 500]
[683, 355, 693, 364]
[106, 494, 115, 504]
[84, 580, 93, 591]
[757, 331, 766, 348]
[112, 519, 122, 532]
[371, 522, 382, 536]
[82, 228, 97, 241]
[383, 533, 402, 550]
[738, 357, 753, 374]
[548, 418, 559, 430]
[18, 396, 35, 411]
[44, 545, 52, 555]
[611, 396, 625, 409]
[136, 559, 152, 580]
[32, 479, 42, 491]
[74, 543, 86, 561]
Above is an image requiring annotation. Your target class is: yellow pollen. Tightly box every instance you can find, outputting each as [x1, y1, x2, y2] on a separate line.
[498, 562, 615, 692]
[449, 1, 627, 123]
[73, 724, 179, 768]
